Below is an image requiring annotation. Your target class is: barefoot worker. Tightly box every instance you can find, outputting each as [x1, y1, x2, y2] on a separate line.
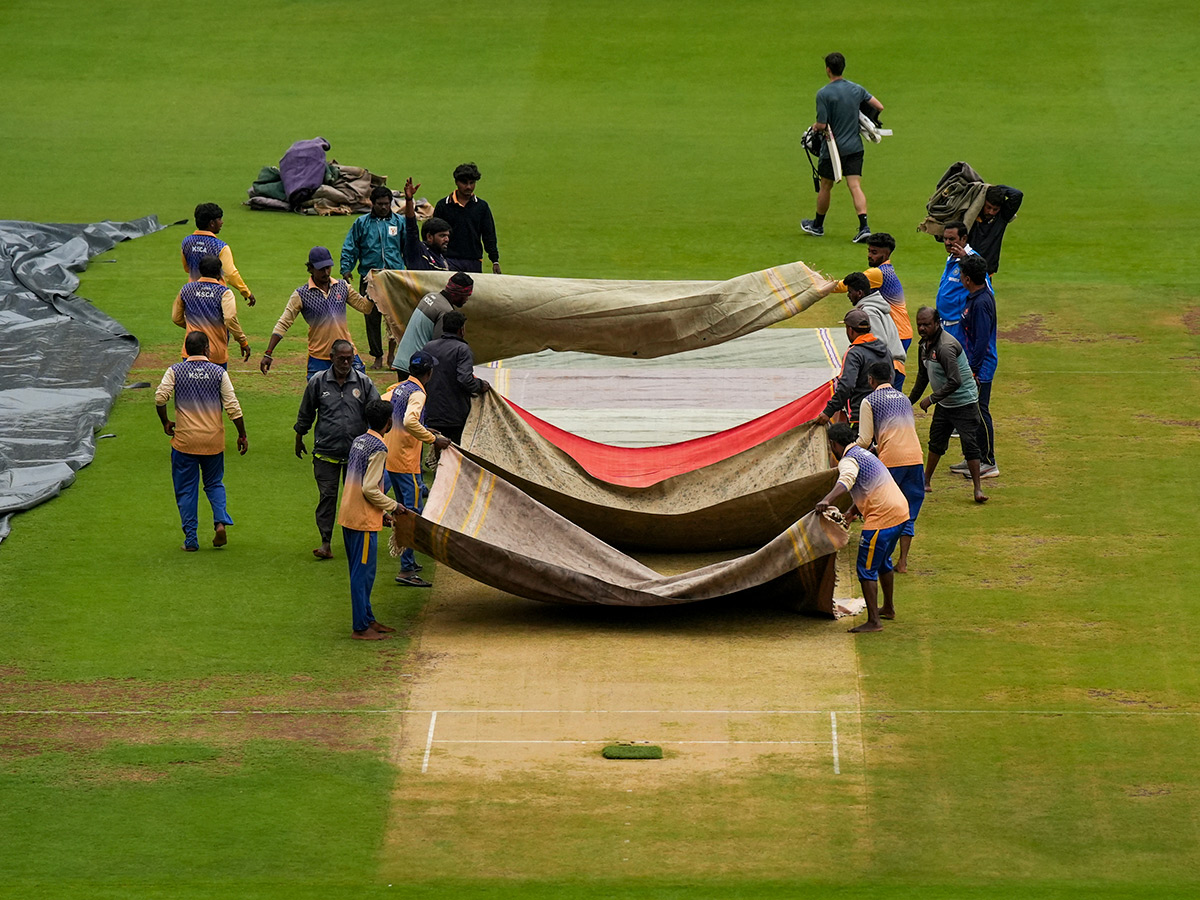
[855, 362, 925, 573]
[154, 331, 248, 551]
[294, 340, 380, 561]
[338, 400, 405, 641]
[907, 306, 988, 503]
[816, 423, 909, 633]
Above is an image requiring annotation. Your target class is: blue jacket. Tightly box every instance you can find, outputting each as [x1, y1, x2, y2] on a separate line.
[963, 285, 998, 382]
[340, 212, 406, 278]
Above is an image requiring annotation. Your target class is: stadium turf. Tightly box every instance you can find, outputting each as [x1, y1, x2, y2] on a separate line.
[1, 0, 1198, 898]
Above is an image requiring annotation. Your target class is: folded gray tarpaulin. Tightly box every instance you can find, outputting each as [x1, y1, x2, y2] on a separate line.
[0, 216, 163, 543]
[391, 447, 851, 614]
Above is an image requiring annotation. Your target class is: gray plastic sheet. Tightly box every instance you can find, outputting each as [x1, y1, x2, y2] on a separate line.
[0, 217, 163, 543]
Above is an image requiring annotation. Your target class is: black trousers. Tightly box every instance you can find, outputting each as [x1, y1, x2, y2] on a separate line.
[313, 457, 347, 542]
[975, 380, 995, 466]
[359, 276, 383, 360]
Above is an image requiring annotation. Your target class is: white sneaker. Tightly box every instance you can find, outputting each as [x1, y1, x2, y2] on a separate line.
[949, 459, 970, 473]
[979, 464, 999, 479]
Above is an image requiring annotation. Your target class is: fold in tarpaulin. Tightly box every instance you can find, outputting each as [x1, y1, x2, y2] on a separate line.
[457, 388, 838, 551]
[368, 262, 835, 364]
[392, 448, 850, 613]
[0, 217, 164, 543]
[482, 381, 834, 488]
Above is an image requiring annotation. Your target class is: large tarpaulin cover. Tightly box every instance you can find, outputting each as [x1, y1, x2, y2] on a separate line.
[476, 328, 845, 446]
[393, 448, 849, 612]
[0, 217, 163, 543]
[457, 386, 837, 551]
[368, 262, 835, 364]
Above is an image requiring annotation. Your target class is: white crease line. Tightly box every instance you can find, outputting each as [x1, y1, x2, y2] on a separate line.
[432, 739, 831, 745]
[831, 712, 841, 775]
[0, 708, 1192, 717]
[420, 711, 438, 774]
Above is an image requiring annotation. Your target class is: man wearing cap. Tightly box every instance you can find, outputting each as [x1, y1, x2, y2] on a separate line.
[155, 331, 249, 551]
[907, 307, 988, 504]
[816, 423, 909, 633]
[393, 271, 474, 378]
[433, 162, 501, 274]
[294, 339, 381, 560]
[381, 350, 451, 586]
[260, 247, 377, 380]
[815, 307, 891, 427]
[339, 185, 405, 370]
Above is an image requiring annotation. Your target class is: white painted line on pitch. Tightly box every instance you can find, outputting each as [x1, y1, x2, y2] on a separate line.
[432, 739, 831, 745]
[1, 707, 1194, 717]
[420, 711, 438, 774]
[831, 712, 841, 775]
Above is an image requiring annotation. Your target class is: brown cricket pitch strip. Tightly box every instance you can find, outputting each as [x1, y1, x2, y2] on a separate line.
[380, 549, 871, 880]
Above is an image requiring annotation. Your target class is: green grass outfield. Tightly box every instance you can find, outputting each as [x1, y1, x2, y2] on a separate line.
[2, 0, 1198, 897]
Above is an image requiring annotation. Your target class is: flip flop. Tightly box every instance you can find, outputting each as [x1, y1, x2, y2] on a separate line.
[394, 573, 432, 587]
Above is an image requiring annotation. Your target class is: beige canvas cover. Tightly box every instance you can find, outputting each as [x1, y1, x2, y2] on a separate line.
[390, 448, 850, 613]
[457, 391, 838, 552]
[368, 262, 835, 364]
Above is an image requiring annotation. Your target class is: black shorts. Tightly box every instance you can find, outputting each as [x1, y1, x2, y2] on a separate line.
[928, 402, 982, 459]
[818, 151, 864, 180]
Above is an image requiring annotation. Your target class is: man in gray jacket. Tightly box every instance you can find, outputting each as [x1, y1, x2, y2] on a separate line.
[294, 339, 382, 559]
[843, 271, 907, 390]
[816, 308, 891, 427]
[906, 307, 987, 503]
[392, 271, 474, 377]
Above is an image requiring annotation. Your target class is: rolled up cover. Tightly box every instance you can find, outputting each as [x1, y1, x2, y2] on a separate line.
[392, 448, 849, 611]
[456, 387, 837, 551]
[368, 262, 835, 364]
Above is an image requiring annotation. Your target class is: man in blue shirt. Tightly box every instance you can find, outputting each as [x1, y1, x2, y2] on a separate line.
[801, 52, 884, 244]
[934, 221, 989, 347]
[959, 254, 999, 478]
[340, 186, 405, 368]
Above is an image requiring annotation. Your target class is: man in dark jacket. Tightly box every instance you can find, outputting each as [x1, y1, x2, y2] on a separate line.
[401, 177, 451, 272]
[433, 162, 501, 274]
[816, 308, 890, 427]
[968, 184, 1023, 276]
[294, 339, 381, 559]
[420, 311, 491, 444]
[958, 255, 998, 477]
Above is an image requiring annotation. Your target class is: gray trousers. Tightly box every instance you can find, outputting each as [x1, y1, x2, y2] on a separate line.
[314, 457, 347, 542]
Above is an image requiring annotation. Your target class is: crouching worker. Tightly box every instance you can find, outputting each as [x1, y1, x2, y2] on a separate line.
[815, 423, 910, 633]
[339, 399, 405, 641]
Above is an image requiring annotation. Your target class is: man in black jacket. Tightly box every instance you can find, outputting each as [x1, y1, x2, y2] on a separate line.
[816, 308, 890, 427]
[433, 163, 501, 274]
[968, 184, 1023, 276]
[420, 311, 491, 444]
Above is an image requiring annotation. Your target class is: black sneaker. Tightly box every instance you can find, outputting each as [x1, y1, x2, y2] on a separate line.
[801, 219, 824, 237]
[852, 226, 871, 244]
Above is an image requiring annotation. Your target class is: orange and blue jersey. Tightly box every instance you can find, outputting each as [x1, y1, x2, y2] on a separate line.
[384, 378, 436, 473]
[171, 279, 247, 366]
[838, 445, 910, 531]
[338, 430, 397, 532]
[272, 278, 374, 361]
[181, 230, 252, 300]
[154, 356, 243, 456]
[856, 384, 923, 468]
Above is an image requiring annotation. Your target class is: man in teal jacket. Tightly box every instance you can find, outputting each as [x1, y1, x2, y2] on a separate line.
[340, 186, 406, 368]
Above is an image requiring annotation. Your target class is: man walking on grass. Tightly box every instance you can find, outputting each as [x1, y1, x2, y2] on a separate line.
[907, 307, 988, 504]
[340, 185, 406, 369]
[294, 339, 380, 560]
[801, 52, 884, 244]
[816, 423, 909, 633]
[337, 399, 404, 641]
[856, 362, 925, 573]
[155, 331, 248, 552]
[182, 203, 255, 306]
[171, 254, 251, 368]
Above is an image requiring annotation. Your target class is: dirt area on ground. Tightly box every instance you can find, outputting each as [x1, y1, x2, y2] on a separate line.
[1183, 307, 1200, 336]
[379, 562, 870, 879]
[1000, 314, 1051, 343]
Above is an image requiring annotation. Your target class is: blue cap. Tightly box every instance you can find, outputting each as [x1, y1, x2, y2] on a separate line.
[409, 351, 439, 369]
[307, 246, 335, 269]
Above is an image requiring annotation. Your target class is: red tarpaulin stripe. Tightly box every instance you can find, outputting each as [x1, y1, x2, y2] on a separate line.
[503, 380, 835, 487]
